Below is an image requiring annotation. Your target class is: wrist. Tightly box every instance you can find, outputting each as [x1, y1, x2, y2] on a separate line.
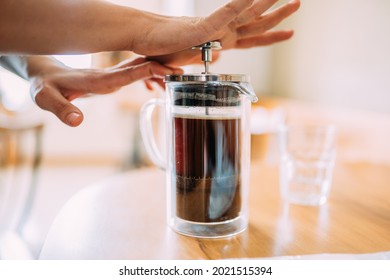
[116, 7, 156, 52]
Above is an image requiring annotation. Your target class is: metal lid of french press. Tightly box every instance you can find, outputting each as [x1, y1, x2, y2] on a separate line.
[164, 41, 258, 103]
[164, 73, 250, 83]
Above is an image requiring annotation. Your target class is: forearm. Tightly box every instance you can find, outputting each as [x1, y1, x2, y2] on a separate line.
[0, 0, 147, 55]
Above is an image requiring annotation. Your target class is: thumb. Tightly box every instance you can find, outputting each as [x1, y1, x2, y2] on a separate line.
[32, 84, 84, 127]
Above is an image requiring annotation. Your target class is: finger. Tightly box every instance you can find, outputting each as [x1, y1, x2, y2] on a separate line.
[235, 0, 278, 26]
[144, 80, 155, 91]
[59, 62, 182, 95]
[237, 0, 300, 39]
[148, 50, 201, 67]
[148, 49, 222, 68]
[110, 57, 147, 69]
[202, 0, 254, 35]
[153, 78, 165, 90]
[236, 30, 294, 48]
[62, 89, 90, 102]
[33, 84, 84, 127]
[98, 62, 181, 92]
[144, 78, 165, 91]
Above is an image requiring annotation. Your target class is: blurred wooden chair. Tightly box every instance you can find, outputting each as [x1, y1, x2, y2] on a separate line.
[0, 104, 44, 259]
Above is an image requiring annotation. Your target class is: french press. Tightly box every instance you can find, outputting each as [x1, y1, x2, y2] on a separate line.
[140, 41, 258, 238]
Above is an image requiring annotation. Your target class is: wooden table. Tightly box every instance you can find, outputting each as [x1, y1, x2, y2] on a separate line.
[38, 99, 390, 260]
[38, 160, 390, 260]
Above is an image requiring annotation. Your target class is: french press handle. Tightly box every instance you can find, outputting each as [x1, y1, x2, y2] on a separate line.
[192, 41, 222, 74]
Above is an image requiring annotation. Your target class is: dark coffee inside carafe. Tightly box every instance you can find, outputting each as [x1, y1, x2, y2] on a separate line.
[172, 84, 242, 223]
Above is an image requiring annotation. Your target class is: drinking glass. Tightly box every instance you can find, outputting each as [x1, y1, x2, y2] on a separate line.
[279, 124, 337, 206]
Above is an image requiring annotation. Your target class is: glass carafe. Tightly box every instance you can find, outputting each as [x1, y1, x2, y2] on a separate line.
[140, 73, 257, 238]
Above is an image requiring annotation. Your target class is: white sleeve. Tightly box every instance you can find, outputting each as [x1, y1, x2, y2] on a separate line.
[0, 55, 28, 80]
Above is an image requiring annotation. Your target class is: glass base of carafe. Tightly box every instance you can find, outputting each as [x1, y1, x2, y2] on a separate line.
[170, 215, 247, 238]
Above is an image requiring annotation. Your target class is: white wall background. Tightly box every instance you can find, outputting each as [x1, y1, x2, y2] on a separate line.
[272, 0, 390, 113]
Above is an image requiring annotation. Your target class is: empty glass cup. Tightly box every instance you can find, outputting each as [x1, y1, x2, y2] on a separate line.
[279, 124, 337, 206]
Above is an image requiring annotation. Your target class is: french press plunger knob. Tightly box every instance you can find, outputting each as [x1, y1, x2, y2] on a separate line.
[192, 41, 222, 74]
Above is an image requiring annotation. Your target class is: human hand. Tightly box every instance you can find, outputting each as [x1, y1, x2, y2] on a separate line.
[132, 0, 300, 64]
[28, 57, 182, 127]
